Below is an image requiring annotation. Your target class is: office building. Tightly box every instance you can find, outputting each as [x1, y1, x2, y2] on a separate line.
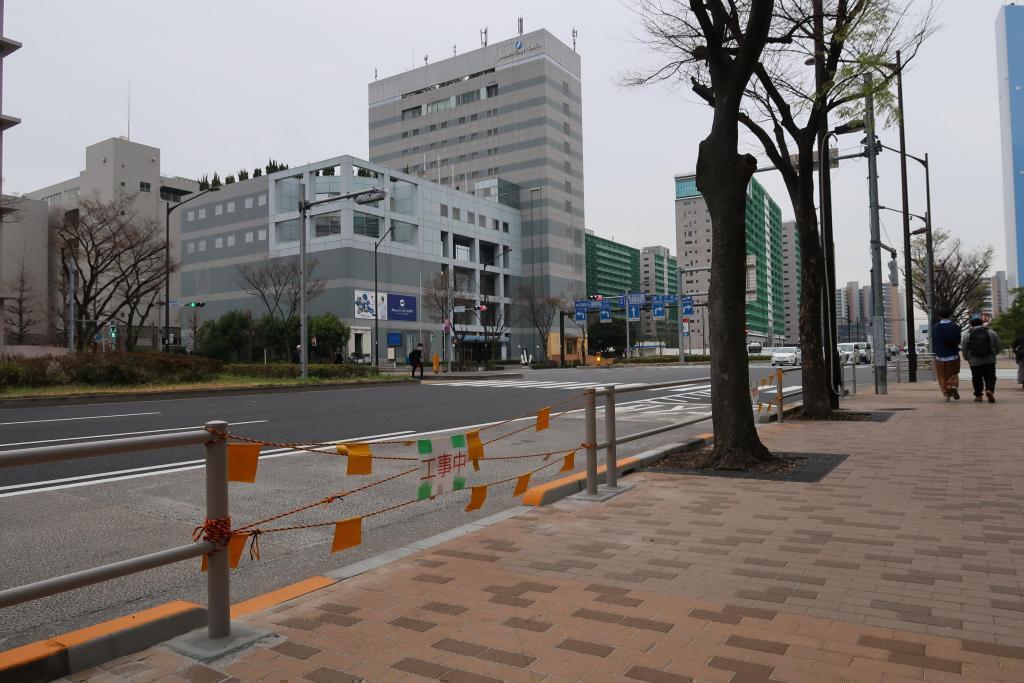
[675, 173, 784, 350]
[997, 4, 1024, 290]
[0, 0, 22, 350]
[990, 270, 1011, 316]
[845, 282, 904, 348]
[780, 220, 801, 344]
[584, 231, 639, 298]
[367, 27, 586, 325]
[639, 245, 677, 341]
[177, 154, 535, 361]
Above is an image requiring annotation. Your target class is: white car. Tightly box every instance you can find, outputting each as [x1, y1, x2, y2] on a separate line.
[771, 346, 801, 366]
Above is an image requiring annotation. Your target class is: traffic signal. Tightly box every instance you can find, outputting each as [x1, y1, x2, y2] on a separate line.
[478, 304, 488, 312]
[186, 301, 206, 308]
[587, 294, 603, 301]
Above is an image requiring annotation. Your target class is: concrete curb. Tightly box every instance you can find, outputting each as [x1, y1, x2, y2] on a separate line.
[757, 400, 804, 423]
[520, 432, 715, 507]
[0, 601, 205, 682]
[0, 379, 416, 408]
[415, 372, 524, 381]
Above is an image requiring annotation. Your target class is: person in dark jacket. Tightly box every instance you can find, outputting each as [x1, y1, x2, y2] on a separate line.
[931, 307, 962, 401]
[1014, 332, 1024, 389]
[409, 343, 424, 379]
[962, 317, 1001, 402]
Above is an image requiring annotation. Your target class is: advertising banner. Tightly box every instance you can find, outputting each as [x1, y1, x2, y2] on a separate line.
[354, 290, 387, 320]
[387, 293, 417, 322]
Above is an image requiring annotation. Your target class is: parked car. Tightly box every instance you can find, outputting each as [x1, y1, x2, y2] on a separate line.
[771, 346, 801, 366]
[747, 342, 763, 355]
[837, 342, 870, 365]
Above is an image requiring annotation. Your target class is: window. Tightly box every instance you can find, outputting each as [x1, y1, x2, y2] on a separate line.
[258, 194, 267, 206]
[354, 211, 381, 238]
[452, 207, 461, 221]
[276, 219, 300, 243]
[459, 116, 466, 124]
[565, 181, 572, 194]
[258, 229, 267, 240]
[564, 141, 571, 154]
[401, 105, 422, 120]
[315, 214, 341, 237]
[565, 200, 572, 214]
[215, 204, 223, 216]
[120, 181, 126, 187]
[427, 98, 452, 114]
[401, 131, 409, 139]
[245, 197, 254, 209]
[227, 201, 235, 213]
[440, 203, 448, 217]
[187, 242, 195, 254]
[470, 113, 478, 121]
[198, 208, 207, 219]
[226, 235, 236, 247]
[502, 221, 509, 233]
[457, 90, 479, 105]
[214, 237, 223, 248]
[563, 122, 571, 135]
[429, 124, 437, 132]
[493, 219, 499, 230]
[245, 232, 254, 243]
[467, 211, 475, 224]
[563, 102, 571, 115]
[478, 214, 486, 227]
[187, 210, 195, 222]
[198, 240, 206, 252]
[139, 181, 151, 193]
[486, 84, 498, 98]
[563, 80, 570, 94]
[391, 219, 416, 244]
[565, 160, 571, 173]
[412, 128, 419, 136]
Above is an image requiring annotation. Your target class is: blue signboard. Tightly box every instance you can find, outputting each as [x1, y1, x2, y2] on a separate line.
[653, 303, 666, 321]
[387, 332, 402, 346]
[599, 307, 612, 324]
[627, 292, 646, 305]
[627, 303, 641, 322]
[386, 293, 417, 321]
[682, 304, 695, 316]
[574, 301, 587, 322]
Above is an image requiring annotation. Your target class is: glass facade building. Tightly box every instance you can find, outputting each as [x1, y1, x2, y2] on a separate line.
[998, 4, 1024, 290]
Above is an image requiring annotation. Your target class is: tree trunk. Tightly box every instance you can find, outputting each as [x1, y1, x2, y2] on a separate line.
[791, 178, 831, 419]
[698, 131, 774, 468]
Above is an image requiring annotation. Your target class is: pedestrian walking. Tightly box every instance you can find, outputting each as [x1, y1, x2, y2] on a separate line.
[409, 343, 425, 379]
[962, 316, 1001, 403]
[931, 308, 962, 401]
[1012, 331, 1024, 389]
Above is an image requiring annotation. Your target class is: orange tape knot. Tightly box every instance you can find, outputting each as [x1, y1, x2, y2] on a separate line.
[192, 516, 233, 548]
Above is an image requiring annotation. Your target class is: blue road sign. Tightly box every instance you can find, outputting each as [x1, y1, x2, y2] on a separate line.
[627, 303, 641, 321]
[683, 304, 695, 316]
[627, 292, 645, 305]
[599, 307, 612, 324]
[681, 295, 694, 305]
[653, 303, 666, 320]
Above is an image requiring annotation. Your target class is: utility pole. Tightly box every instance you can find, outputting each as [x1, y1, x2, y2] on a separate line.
[864, 73, 887, 394]
[676, 268, 685, 364]
[894, 50, 918, 381]
[623, 291, 630, 362]
[923, 154, 935, 337]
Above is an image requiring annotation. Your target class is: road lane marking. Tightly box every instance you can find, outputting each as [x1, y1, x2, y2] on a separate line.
[0, 412, 160, 426]
[0, 420, 269, 449]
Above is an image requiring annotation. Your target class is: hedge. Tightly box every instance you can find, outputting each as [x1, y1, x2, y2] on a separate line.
[0, 352, 223, 390]
[222, 363, 379, 379]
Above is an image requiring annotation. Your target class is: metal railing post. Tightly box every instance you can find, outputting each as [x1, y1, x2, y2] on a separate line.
[604, 385, 618, 488]
[851, 361, 857, 394]
[896, 357, 902, 383]
[204, 420, 231, 639]
[584, 389, 598, 496]
[776, 368, 784, 423]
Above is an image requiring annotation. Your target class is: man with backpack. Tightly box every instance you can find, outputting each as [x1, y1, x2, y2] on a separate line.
[931, 308, 962, 401]
[962, 316, 1001, 403]
[408, 343, 425, 379]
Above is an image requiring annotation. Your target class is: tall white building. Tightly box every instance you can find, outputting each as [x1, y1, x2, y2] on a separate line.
[781, 220, 800, 344]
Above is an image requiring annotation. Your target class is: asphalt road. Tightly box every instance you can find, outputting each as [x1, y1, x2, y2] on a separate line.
[0, 362, 863, 650]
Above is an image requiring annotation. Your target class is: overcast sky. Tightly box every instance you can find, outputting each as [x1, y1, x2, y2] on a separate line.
[3, 0, 1010, 287]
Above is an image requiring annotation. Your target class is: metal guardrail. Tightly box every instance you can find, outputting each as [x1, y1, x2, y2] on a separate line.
[0, 420, 233, 640]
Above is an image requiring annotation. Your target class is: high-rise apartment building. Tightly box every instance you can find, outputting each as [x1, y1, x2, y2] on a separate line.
[990, 270, 1011, 316]
[368, 28, 586, 326]
[675, 174, 784, 350]
[842, 282, 904, 347]
[780, 220, 801, 344]
[640, 245, 678, 341]
[584, 231, 639, 298]
[998, 4, 1024, 290]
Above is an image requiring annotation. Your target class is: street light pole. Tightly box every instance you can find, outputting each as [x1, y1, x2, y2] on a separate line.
[865, 72, 887, 394]
[165, 187, 218, 352]
[922, 154, 935, 339]
[894, 50, 918, 381]
[373, 223, 396, 370]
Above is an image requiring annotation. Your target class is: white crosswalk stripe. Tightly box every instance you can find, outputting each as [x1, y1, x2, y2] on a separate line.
[426, 380, 649, 391]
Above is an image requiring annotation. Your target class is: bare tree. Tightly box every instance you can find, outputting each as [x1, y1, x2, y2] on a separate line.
[910, 230, 992, 327]
[627, 0, 777, 468]
[627, 0, 934, 419]
[180, 306, 202, 351]
[423, 270, 475, 368]
[236, 257, 324, 322]
[56, 193, 175, 350]
[518, 288, 562, 361]
[114, 221, 179, 351]
[3, 255, 38, 344]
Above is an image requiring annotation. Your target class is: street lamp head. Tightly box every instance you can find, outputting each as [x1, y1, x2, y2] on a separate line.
[354, 189, 387, 205]
[833, 120, 865, 135]
[910, 227, 928, 236]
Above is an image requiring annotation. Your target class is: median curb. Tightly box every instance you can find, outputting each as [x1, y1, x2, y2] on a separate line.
[0, 600, 206, 682]
[520, 432, 715, 506]
[0, 378, 416, 408]
[757, 400, 804, 423]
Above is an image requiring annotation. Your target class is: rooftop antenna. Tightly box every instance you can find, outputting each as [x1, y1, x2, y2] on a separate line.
[424, 54, 429, 66]
[453, 43, 457, 56]
[517, 17, 523, 35]
[480, 27, 488, 46]
[127, 80, 131, 141]
[373, 68, 378, 80]
[572, 27, 578, 51]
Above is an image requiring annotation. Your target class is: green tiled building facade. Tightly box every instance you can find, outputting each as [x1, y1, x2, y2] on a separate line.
[585, 232, 640, 297]
[745, 178, 786, 343]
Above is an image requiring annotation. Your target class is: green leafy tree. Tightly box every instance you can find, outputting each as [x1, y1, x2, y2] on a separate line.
[308, 313, 351, 361]
[254, 315, 299, 361]
[253, 168, 263, 178]
[210, 172, 222, 188]
[198, 174, 210, 191]
[225, 174, 236, 185]
[237, 169, 250, 181]
[991, 288, 1024, 347]
[197, 310, 255, 362]
[588, 317, 627, 357]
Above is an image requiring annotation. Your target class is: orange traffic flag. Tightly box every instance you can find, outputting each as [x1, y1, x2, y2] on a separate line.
[228, 534, 248, 569]
[227, 443, 261, 483]
[536, 407, 551, 431]
[331, 517, 363, 553]
[466, 431, 484, 470]
[343, 443, 373, 475]
[513, 472, 532, 497]
[560, 450, 576, 472]
[465, 485, 488, 512]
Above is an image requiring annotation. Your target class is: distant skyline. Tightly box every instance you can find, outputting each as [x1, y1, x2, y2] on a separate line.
[2, 0, 1010, 287]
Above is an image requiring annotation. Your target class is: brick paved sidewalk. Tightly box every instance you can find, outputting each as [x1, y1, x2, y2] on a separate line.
[64, 382, 1024, 682]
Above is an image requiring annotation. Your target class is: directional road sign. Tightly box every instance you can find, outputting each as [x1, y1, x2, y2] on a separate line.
[599, 307, 612, 324]
[652, 303, 666, 320]
[683, 304, 695, 316]
[627, 303, 641, 321]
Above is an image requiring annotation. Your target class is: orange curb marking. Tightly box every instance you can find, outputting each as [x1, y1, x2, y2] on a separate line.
[0, 640, 64, 671]
[231, 576, 335, 617]
[54, 600, 201, 648]
[521, 456, 640, 506]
